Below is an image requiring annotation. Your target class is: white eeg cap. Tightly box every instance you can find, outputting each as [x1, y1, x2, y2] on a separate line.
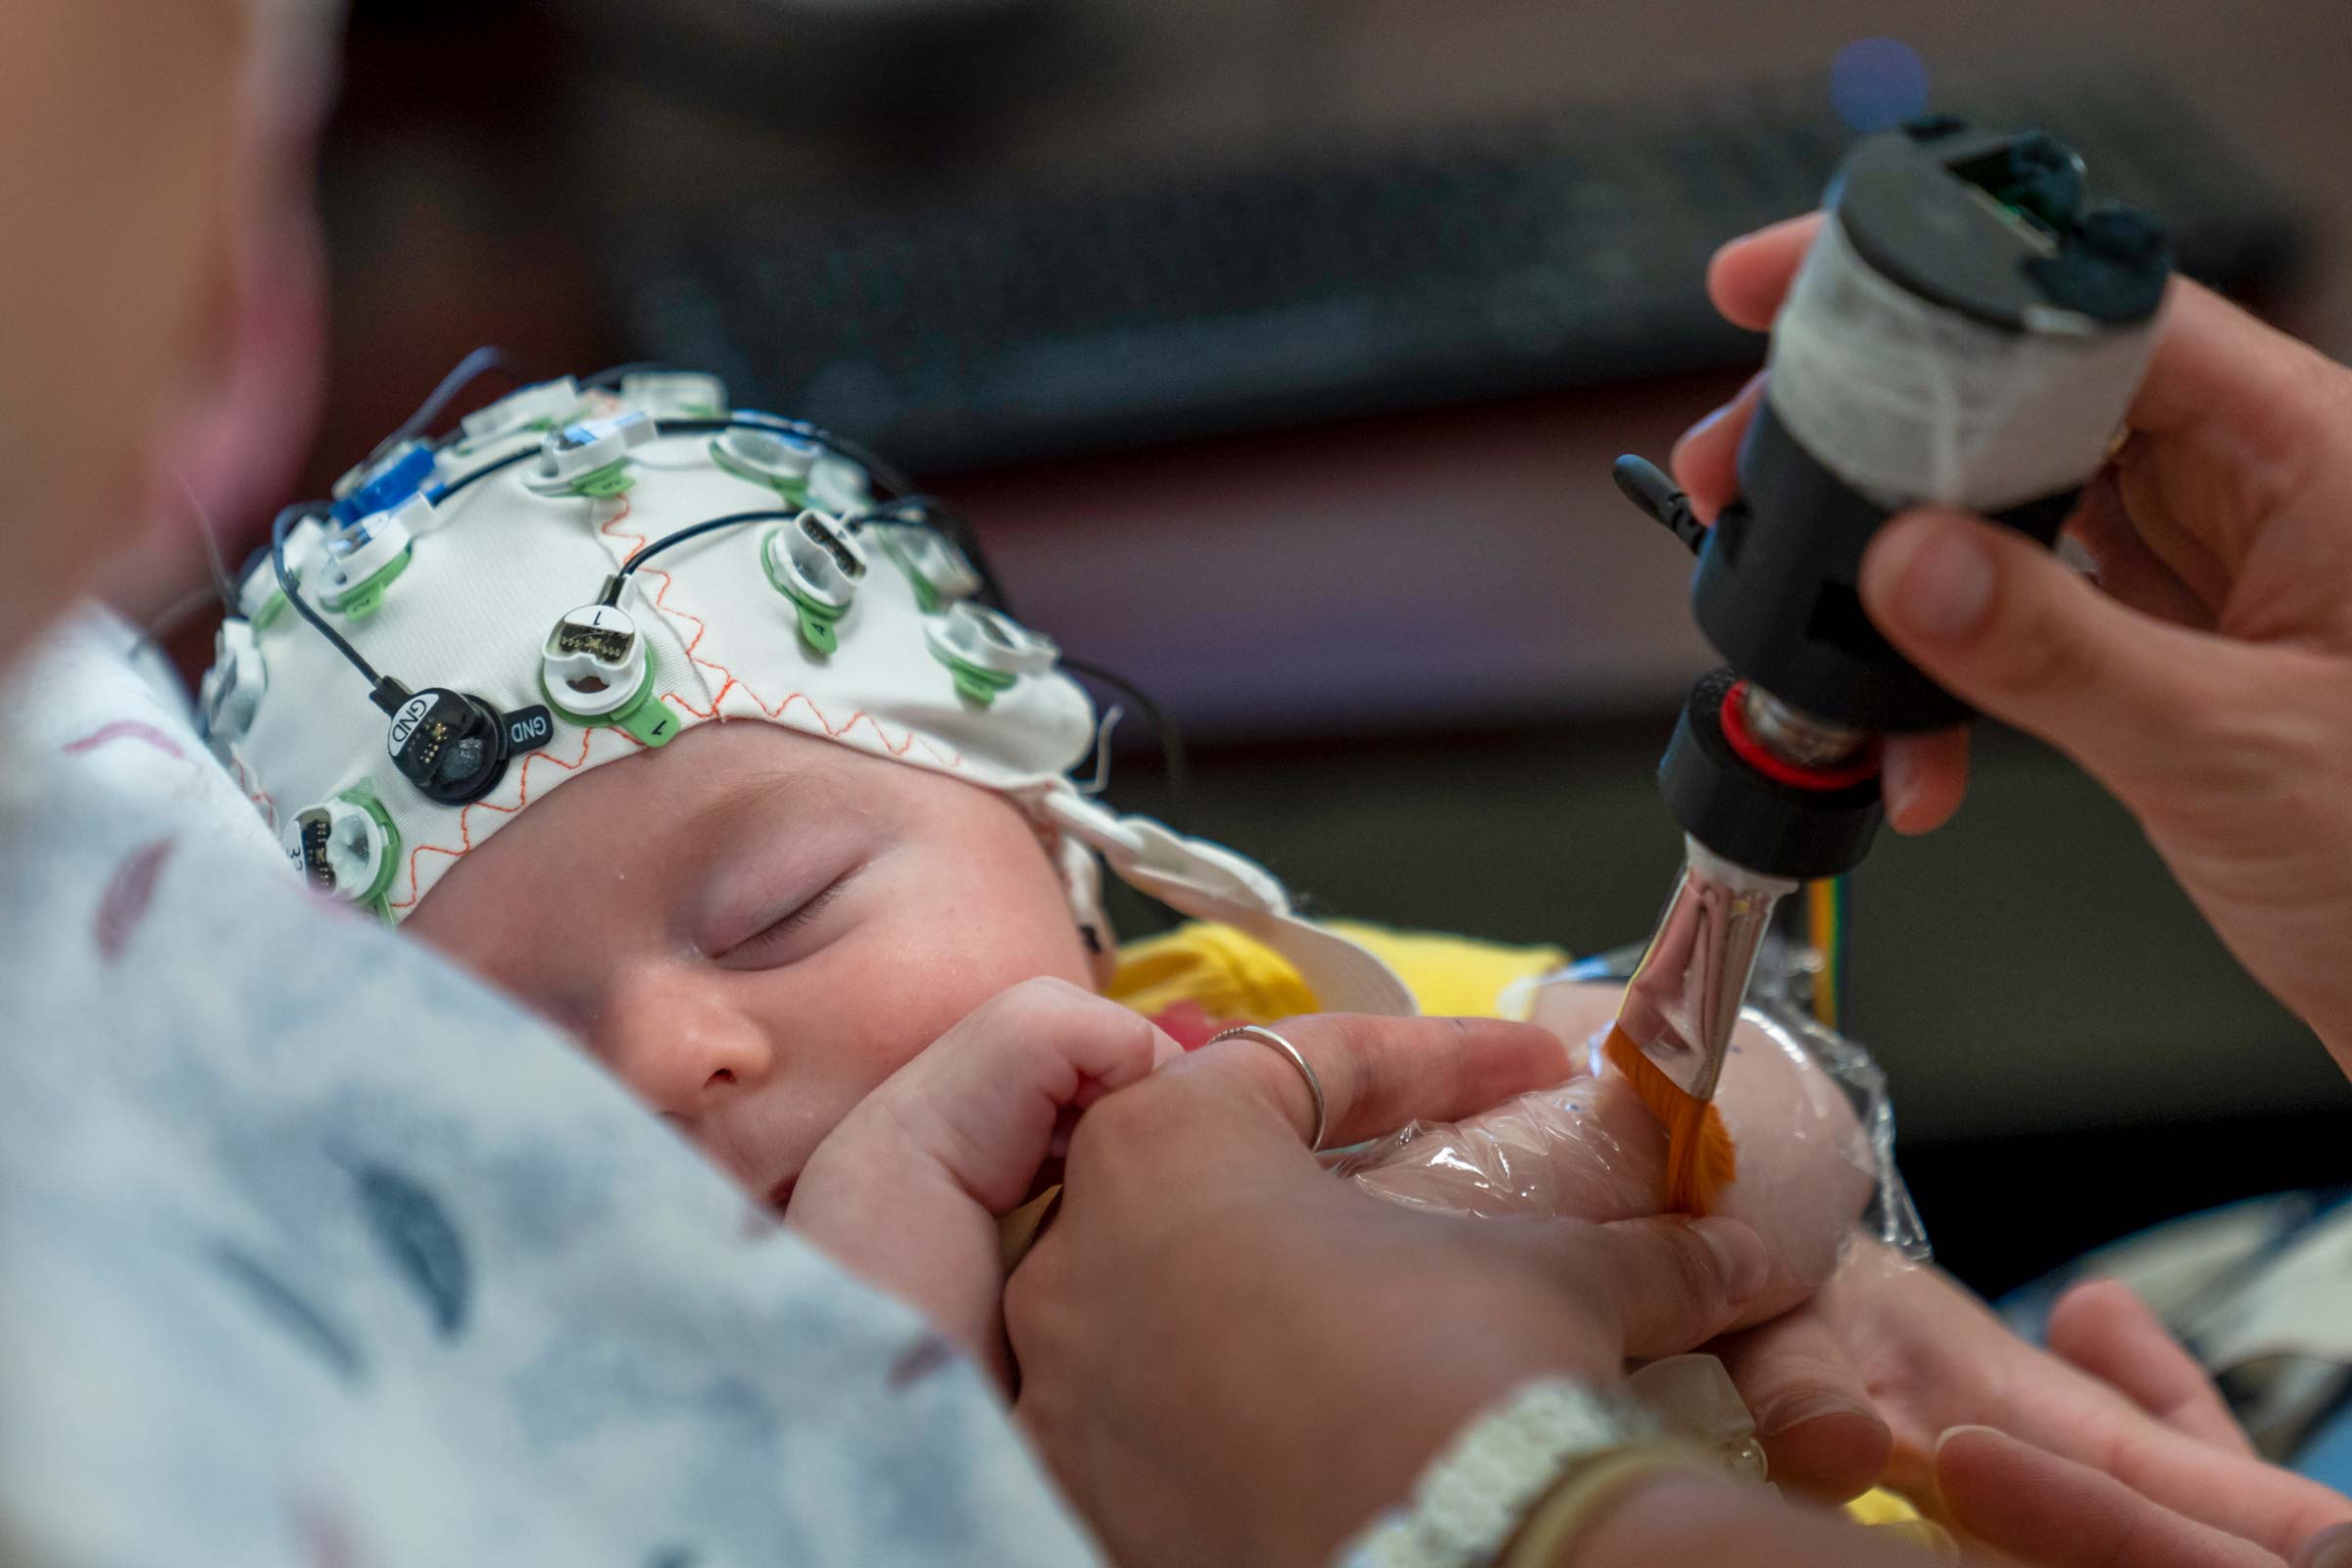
[214, 376, 1414, 1015]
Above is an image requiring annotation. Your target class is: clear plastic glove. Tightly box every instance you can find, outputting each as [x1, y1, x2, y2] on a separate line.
[1336, 975, 1885, 1330]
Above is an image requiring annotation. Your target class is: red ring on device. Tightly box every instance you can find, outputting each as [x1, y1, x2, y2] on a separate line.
[1718, 680, 1882, 792]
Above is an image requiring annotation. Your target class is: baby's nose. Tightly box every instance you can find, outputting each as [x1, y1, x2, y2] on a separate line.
[593, 971, 776, 1120]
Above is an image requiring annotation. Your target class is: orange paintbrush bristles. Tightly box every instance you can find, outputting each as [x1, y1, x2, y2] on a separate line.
[1603, 1023, 1738, 1216]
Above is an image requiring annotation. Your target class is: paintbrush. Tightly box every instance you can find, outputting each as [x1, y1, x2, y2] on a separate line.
[1604, 837, 1795, 1215]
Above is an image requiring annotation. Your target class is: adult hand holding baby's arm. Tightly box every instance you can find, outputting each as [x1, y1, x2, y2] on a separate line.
[1007, 1011, 1803, 1568]
[1342, 981, 1875, 1329]
[788, 977, 1180, 1386]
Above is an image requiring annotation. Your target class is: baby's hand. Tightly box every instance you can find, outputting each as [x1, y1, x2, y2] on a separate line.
[788, 977, 1180, 1390]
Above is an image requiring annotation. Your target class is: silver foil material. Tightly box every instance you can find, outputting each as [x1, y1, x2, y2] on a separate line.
[1615, 837, 1798, 1102]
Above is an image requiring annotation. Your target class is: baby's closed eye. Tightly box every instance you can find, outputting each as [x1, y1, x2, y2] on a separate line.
[715, 866, 863, 969]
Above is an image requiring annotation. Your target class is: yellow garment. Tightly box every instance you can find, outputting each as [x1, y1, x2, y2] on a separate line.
[1107, 918, 1565, 1024]
[1844, 1484, 1958, 1554]
[1100, 918, 1946, 1549]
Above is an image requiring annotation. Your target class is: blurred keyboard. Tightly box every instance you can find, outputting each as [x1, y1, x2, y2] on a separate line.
[612, 66, 2307, 473]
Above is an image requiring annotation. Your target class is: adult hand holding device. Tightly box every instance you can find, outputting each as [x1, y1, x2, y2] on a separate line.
[1678, 213, 2352, 1068]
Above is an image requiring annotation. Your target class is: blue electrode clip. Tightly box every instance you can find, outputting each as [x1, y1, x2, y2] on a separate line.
[332, 441, 439, 525]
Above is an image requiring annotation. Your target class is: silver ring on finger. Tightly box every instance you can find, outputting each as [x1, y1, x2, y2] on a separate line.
[1205, 1024, 1328, 1152]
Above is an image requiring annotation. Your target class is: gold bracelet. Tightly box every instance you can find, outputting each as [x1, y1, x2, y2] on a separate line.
[1496, 1446, 1721, 1568]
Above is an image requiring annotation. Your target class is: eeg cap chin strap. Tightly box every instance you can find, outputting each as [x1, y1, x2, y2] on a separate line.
[1041, 789, 1416, 1016]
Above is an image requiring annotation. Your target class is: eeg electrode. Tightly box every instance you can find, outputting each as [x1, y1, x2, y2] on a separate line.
[763, 511, 870, 655]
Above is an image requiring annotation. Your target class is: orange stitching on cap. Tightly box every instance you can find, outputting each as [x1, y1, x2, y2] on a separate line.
[386, 726, 604, 910]
[596, 496, 967, 772]
[656, 681, 960, 769]
[227, 752, 278, 827]
[339, 479, 1002, 912]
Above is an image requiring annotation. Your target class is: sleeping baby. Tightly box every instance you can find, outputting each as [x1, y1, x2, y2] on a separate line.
[208, 366, 1896, 1396]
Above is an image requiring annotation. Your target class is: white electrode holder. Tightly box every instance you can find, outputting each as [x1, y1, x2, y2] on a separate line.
[924, 601, 1058, 706]
[200, 617, 268, 743]
[318, 493, 428, 617]
[540, 604, 643, 717]
[762, 512, 870, 655]
[285, 790, 400, 915]
[807, 453, 873, 515]
[868, 520, 982, 612]
[525, 412, 659, 496]
[617, 370, 728, 419]
[712, 425, 823, 496]
[460, 376, 584, 446]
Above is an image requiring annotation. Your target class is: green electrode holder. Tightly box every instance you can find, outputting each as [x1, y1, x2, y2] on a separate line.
[761, 528, 853, 655]
[567, 462, 636, 499]
[542, 653, 679, 748]
[875, 531, 946, 614]
[325, 549, 412, 620]
[332, 783, 401, 923]
[711, 437, 810, 506]
[930, 647, 1017, 707]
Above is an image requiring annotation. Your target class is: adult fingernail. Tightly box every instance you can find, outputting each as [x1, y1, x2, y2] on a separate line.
[1880, 742, 1919, 825]
[2293, 1523, 2352, 1568]
[1934, 1423, 2006, 1458]
[1871, 513, 1996, 642]
[1757, 1391, 1879, 1440]
[1690, 1217, 1770, 1303]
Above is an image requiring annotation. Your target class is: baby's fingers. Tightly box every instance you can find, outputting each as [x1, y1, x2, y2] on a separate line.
[875, 978, 1181, 1212]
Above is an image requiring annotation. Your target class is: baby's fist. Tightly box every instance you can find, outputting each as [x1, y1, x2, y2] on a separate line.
[789, 978, 1180, 1385]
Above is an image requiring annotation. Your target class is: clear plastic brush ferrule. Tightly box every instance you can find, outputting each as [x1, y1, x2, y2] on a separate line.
[1615, 837, 1799, 1102]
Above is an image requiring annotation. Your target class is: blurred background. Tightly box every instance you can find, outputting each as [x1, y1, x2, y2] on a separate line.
[294, 0, 2351, 1295]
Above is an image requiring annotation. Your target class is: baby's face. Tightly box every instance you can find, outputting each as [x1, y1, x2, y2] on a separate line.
[406, 723, 1095, 1209]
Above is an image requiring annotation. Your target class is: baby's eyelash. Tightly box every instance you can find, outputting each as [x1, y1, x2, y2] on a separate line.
[724, 871, 857, 963]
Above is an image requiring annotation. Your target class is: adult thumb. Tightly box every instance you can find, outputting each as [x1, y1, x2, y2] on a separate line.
[1578, 1216, 1771, 1361]
[1858, 508, 2256, 802]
